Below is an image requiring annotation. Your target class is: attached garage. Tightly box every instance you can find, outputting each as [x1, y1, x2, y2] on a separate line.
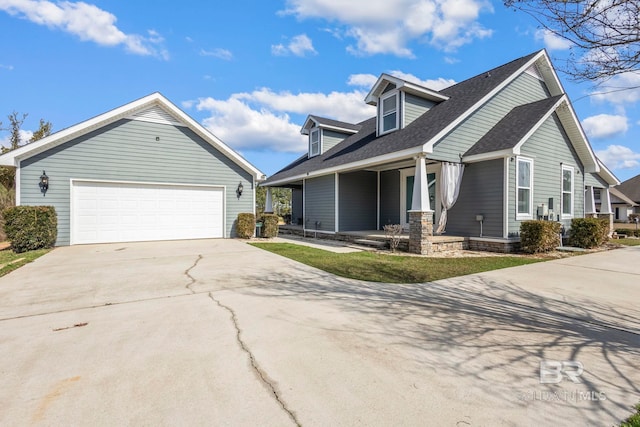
[71, 181, 225, 244]
[0, 93, 264, 246]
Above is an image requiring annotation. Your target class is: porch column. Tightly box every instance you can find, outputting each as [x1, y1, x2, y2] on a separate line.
[585, 186, 596, 217]
[264, 187, 274, 214]
[598, 187, 614, 237]
[408, 154, 434, 255]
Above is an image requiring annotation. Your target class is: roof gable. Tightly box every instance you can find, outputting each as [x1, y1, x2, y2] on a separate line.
[301, 115, 361, 135]
[0, 93, 264, 180]
[617, 173, 640, 202]
[364, 74, 449, 105]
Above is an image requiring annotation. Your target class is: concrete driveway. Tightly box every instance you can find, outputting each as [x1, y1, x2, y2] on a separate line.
[0, 240, 638, 426]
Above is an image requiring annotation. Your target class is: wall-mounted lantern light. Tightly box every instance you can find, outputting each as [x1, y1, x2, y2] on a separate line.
[39, 170, 49, 194]
[236, 182, 244, 198]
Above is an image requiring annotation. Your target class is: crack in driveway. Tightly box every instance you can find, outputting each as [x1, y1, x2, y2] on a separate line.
[185, 255, 203, 293]
[208, 292, 301, 426]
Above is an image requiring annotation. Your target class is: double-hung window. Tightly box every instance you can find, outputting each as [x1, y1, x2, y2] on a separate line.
[561, 165, 574, 217]
[380, 92, 398, 134]
[310, 129, 320, 157]
[516, 158, 533, 219]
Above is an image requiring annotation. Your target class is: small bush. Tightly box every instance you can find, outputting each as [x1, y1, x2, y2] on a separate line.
[568, 217, 609, 249]
[519, 220, 561, 254]
[3, 206, 57, 253]
[261, 214, 279, 238]
[629, 213, 639, 223]
[383, 224, 402, 252]
[615, 228, 639, 237]
[236, 213, 255, 239]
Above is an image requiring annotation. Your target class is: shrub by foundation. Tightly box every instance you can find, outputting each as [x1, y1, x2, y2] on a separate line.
[519, 220, 561, 254]
[261, 214, 279, 238]
[236, 213, 255, 239]
[569, 217, 609, 248]
[3, 206, 57, 253]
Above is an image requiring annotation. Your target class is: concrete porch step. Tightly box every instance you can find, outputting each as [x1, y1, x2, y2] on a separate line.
[353, 239, 388, 249]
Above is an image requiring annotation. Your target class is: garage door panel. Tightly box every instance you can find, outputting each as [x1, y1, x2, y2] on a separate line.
[72, 181, 224, 244]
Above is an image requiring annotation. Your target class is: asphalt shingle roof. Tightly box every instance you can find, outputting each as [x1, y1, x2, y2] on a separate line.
[308, 115, 362, 132]
[464, 95, 563, 156]
[265, 50, 541, 185]
[616, 174, 640, 202]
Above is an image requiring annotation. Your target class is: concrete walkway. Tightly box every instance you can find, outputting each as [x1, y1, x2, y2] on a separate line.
[0, 240, 638, 426]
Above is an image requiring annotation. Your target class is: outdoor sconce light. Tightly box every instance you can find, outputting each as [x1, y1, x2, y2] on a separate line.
[236, 182, 244, 197]
[39, 170, 49, 194]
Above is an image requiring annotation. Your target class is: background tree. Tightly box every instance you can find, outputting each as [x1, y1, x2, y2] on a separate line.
[0, 113, 53, 203]
[255, 186, 291, 218]
[505, 0, 640, 81]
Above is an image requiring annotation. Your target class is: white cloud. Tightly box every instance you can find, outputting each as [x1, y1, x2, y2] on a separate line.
[200, 48, 233, 61]
[582, 114, 628, 139]
[590, 73, 640, 105]
[444, 56, 460, 64]
[347, 71, 455, 91]
[281, 0, 493, 56]
[271, 34, 317, 57]
[596, 145, 640, 170]
[0, 129, 34, 148]
[0, 0, 168, 59]
[535, 29, 572, 51]
[0, 63, 14, 70]
[188, 86, 376, 153]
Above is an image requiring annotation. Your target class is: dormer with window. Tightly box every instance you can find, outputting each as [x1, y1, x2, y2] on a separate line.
[301, 115, 361, 158]
[365, 74, 450, 137]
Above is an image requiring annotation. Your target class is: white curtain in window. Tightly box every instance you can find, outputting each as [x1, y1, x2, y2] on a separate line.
[435, 162, 465, 234]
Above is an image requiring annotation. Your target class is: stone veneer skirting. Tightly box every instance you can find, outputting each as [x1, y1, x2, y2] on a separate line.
[468, 237, 520, 253]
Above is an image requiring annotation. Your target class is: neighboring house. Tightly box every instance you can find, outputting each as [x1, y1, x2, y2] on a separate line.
[595, 186, 637, 222]
[262, 50, 619, 253]
[0, 93, 263, 246]
[610, 174, 640, 220]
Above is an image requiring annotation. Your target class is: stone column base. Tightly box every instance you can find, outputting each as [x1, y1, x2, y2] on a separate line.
[409, 211, 434, 255]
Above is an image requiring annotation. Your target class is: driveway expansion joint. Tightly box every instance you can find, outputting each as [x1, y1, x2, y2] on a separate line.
[185, 255, 203, 293]
[207, 292, 301, 427]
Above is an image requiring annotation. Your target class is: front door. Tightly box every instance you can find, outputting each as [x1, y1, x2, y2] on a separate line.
[402, 173, 436, 228]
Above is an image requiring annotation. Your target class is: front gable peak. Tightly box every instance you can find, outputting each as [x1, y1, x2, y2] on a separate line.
[364, 74, 449, 106]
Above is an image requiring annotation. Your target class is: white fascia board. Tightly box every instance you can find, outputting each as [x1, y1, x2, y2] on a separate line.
[463, 149, 514, 163]
[401, 82, 449, 102]
[596, 158, 620, 186]
[317, 124, 359, 135]
[423, 50, 546, 152]
[365, 73, 449, 105]
[0, 92, 264, 180]
[264, 146, 427, 187]
[554, 99, 599, 174]
[535, 50, 565, 96]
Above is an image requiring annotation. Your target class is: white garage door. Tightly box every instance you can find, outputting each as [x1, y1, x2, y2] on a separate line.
[71, 181, 224, 244]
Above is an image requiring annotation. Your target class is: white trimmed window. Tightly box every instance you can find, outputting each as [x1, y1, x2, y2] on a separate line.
[309, 128, 320, 157]
[516, 158, 533, 219]
[380, 92, 399, 134]
[561, 165, 574, 218]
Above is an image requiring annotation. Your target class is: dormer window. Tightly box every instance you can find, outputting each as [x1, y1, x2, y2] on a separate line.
[380, 92, 399, 134]
[310, 128, 320, 157]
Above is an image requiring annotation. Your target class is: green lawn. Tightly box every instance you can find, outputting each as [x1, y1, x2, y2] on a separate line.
[251, 243, 545, 283]
[621, 404, 640, 427]
[0, 248, 51, 277]
[616, 238, 640, 246]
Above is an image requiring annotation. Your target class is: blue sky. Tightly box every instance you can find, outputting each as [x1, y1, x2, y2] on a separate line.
[1, 0, 639, 182]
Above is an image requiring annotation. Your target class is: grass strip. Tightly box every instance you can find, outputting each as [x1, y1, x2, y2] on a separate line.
[0, 248, 51, 277]
[251, 243, 544, 283]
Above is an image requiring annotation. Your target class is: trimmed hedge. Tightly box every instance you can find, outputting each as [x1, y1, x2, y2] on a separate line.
[568, 217, 610, 248]
[615, 228, 640, 237]
[519, 220, 561, 254]
[3, 206, 57, 253]
[261, 214, 279, 238]
[236, 213, 255, 239]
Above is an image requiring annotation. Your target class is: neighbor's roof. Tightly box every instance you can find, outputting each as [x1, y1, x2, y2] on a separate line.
[264, 51, 542, 185]
[0, 92, 265, 180]
[616, 173, 640, 202]
[610, 187, 638, 206]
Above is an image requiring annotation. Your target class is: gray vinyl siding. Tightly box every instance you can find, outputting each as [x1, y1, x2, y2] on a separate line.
[322, 130, 349, 154]
[404, 94, 435, 127]
[304, 174, 335, 232]
[433, 72, 550, 162]
[338, 171, 377, 231]
[20, 119, 253, 245]
[291, 188, 303, 225]
[584, 171, 608, 188]
[507, 114, 585, 235]
[379, 170, 400, 227]
[447, 160, 504, 237]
